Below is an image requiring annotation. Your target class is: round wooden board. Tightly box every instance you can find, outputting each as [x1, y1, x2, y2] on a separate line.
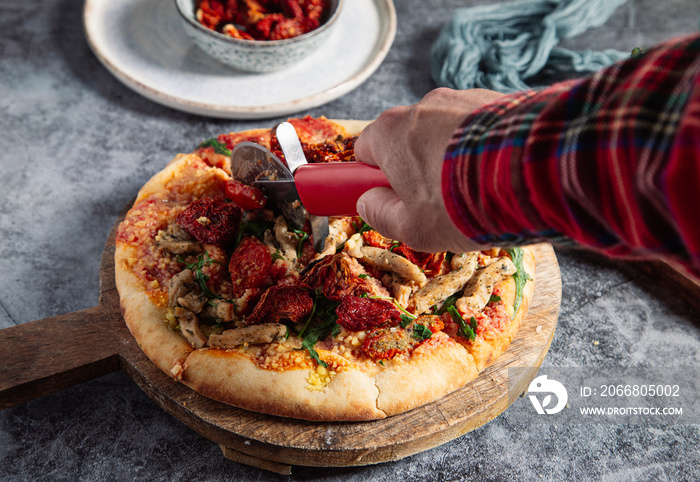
[116, 239, 561, 469]
[0, 212, 561, 473]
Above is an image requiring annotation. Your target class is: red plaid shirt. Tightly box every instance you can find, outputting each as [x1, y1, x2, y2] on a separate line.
[443, 34, 700, 278]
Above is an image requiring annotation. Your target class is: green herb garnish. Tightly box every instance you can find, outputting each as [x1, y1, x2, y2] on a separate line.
[489, 294, 501, 304]
[436, 292, 460, 315]
[297, 295, 340, 368]
[356, 219, 373, 234]
[504, 247, 532, 318]
[271, 249, 284, 260]
[447, 305, 476, 341]
[197, 138, 232, 156]
[469, 316, 478, 333]
[399, 314, 413, 328]
[177, 252, 220, 299]
[292, 228, 309, 258]
[412, 324, 433, 340]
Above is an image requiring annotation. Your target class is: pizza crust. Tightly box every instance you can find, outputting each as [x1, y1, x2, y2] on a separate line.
[375, 336, 478, 416]
[115, 244, 193, 375]
[181, 349, 386, 421]
[330, 119, 372, 135]
[465, 249, 536, 371]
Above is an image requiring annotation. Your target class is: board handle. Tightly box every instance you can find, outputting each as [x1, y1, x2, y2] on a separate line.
[0, 306, 121, 409]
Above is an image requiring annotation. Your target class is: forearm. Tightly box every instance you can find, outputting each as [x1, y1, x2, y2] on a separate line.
[444, 34, 700, 274]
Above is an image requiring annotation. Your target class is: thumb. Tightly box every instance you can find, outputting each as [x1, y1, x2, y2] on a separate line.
[356, 187, 407, 241]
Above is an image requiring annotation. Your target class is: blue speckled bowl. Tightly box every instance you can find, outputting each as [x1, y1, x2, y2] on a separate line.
[174, 0, 343, 73]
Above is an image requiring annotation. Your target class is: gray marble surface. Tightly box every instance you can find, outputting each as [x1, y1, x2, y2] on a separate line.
[1, 0, 699, 480]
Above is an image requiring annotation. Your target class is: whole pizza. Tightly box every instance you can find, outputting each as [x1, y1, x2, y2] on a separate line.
[115, 116, 535, 421]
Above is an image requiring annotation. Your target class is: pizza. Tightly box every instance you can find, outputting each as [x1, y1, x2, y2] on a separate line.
[114, 116, 535, 421]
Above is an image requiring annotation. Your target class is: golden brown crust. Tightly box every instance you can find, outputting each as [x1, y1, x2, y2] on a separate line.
[465, 248, 536, 371]
[182, 350, 386, 421]
[375, 336, 478, 416]
[115, 118, 536, 422]
[115, 244, 193, 375]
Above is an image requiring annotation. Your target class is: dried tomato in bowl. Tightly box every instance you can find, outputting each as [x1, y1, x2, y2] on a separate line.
[195, 0, 332, 41]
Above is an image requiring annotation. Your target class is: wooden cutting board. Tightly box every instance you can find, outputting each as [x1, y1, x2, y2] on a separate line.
[0, 213, 561, 475]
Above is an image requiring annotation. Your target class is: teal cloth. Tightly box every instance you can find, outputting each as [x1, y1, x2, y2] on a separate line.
[431, 0, 630, 92]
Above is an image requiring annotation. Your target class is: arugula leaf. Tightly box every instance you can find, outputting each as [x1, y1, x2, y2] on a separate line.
[470, 316, 478, 333]
[436, 292, 460, 315]
[504, 247, 532, 318]
[292, 228, 310, 258]
[176, 253, 237, 308]
[356, 219, 373, 234]
[177, 252, 220, 299]
[399, 314, 413, 328]
[301, 337, 326, 367]
[297, 295, 340, 368]
[197, 138, 232, 156]
[412, 324, 433, 340]
[447, 305, 476, 341]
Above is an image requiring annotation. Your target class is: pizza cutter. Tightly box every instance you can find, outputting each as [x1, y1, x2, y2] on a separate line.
[230, 122, 391, 252]
[272, 122, 391, 217]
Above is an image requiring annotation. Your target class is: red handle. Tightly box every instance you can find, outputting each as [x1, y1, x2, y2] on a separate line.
[295, 162, 391, 216]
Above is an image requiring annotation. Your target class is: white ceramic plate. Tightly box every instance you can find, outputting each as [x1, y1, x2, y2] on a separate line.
[83, 0, 396, 119]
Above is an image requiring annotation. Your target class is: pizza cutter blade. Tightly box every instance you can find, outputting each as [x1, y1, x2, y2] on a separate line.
[230, 141, 308, 230]
[274, 122, 330, 253]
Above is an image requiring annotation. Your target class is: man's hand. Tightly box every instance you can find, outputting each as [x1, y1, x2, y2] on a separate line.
[354, 88, 504, 253]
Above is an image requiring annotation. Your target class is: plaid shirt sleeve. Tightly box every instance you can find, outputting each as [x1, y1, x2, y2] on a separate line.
[443, 33, 700, 277]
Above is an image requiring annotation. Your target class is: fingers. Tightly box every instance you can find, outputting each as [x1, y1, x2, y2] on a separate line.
[357, 187, 474, 253]
[354, 105, 408, 168]
[356, 187, 405, 240]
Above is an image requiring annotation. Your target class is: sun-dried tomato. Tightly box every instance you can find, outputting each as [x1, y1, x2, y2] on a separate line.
[300, 253, 388, 301]
[269, 17, 306, 40]
[362, 230, 393, 249]
[177, 198, 241, 249]
[302, 138, 356, 163]
[335, 296, 401, 332]
[196, 0, 226, 29]
[393, 248, 446, 277]
[225, 178, 267, 211]
[229, 235, 272, 296]
[280, 0, 303, 20]
[268, 135, 355, 166]
[195, 0, 331, 41]
[252, 13, 285, 39]
[246, 284, 313, 325]
[301, 0, 327, 22]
